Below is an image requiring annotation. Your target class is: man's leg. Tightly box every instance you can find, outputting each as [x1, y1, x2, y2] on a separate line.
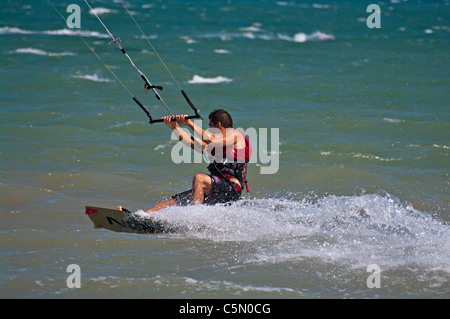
[144, 198, 177, 212]
[118, 197, 177, 213]
[192, 174, 213, 204]
[119, 174, 213, 213]
[155, 174, 212, 209]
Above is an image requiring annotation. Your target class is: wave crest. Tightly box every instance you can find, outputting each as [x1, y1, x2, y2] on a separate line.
[188, 75, 233, 84]
[136, 192, 450, 271]
[11, 47, 75, 57]
[0, 26, 109, 38]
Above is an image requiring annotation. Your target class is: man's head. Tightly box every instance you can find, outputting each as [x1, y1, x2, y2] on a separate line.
[209, 109, 233, 129]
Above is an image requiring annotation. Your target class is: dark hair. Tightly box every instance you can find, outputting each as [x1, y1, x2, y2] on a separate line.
[209, 109, 233, 128]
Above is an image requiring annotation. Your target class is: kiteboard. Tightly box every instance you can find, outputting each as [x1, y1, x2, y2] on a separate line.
[85, 206, 170, 234]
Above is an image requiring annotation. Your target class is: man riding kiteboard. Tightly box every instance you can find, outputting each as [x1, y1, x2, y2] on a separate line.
[119, 109, 252, 212]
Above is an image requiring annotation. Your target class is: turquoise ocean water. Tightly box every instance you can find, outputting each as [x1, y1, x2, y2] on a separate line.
[1, 0, 449, 298]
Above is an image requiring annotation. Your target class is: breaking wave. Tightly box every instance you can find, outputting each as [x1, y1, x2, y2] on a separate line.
[135, 192, 450, 271]
[188, 75, 233, 84]
[277, 31, 335, 42]
[0, 26, 109, 38]
[10, 47, 75, 57]
[71, 72, 113, 82]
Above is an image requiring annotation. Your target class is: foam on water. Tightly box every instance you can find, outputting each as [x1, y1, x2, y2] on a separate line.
[135, 192, 450, 271]
[199, 30, 335, 43]
[10, 48, 75, 57]
[71, 72, 114, 83]
[88, 7, 117, 16]
[277, 31, 335, 42]
[0, 26, 109, 38]
[188, 75, 233, 84]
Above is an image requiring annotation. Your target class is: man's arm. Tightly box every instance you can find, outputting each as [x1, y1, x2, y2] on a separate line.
[209, 129, 244, 150]
[176, 115, 214, 144]
[163, 116, 206, 152]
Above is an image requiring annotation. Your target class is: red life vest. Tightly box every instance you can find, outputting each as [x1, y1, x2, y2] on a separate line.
[207, 131, 252, 192]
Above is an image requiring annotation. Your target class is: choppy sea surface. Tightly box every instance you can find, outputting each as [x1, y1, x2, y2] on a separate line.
[1, 0, 449, 298]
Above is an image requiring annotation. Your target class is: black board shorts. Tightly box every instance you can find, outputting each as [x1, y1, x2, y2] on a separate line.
[172, 175, 241, 206]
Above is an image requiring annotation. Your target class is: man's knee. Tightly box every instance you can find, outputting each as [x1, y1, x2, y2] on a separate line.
[192, 174, 213, 195]
[192, 174, 209, 188]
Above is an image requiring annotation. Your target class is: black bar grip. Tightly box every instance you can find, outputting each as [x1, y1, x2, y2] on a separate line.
[132, 97, 153, 123]
[181, 89, 202, 118]
[150, 114, 199, 124]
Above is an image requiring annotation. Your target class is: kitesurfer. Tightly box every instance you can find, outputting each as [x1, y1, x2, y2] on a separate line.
[119, 109, 252, 212]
